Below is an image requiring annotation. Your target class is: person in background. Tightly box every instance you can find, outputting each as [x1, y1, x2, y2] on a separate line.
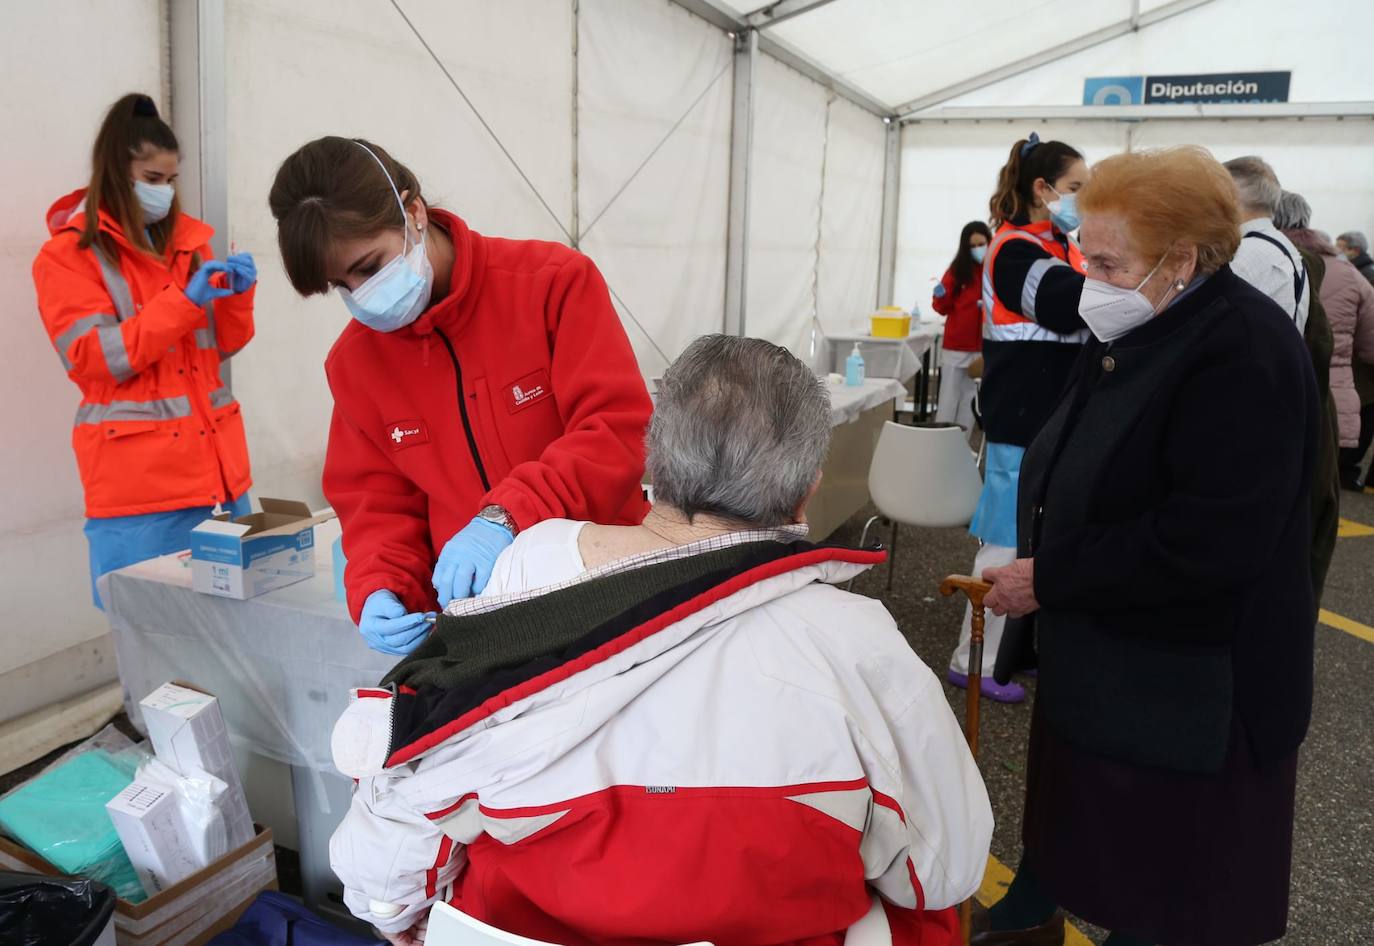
[329, 336, 992, 946]
[932, 221, 992, 435]
[1336, 230, 1374, 485]
[947, 133, 1090, 705]
[1278, 195, 1374, 491]
[980, 146, 1317, 946]
[1222, 156, 1310, 331]
[269, 137, 652, 656]
[33, 93, 257, 608]
[1336, 230, 1374, 283]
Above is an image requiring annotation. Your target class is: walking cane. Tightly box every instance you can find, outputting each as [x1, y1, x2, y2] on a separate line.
[938, 574, 993, 945]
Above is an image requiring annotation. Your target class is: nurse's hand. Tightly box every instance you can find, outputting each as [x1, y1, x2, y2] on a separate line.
[983, 558, 1039, 618]
[432, 517, 514, 606]
[184, 261, 235, 307]
[359, 590, 435, 656]
[225, 252, 257, 293]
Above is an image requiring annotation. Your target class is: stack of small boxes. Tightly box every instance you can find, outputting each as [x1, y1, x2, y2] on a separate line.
[105, 683, 257, 896]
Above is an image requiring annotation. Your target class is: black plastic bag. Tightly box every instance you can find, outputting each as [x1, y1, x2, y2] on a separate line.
[0, 871, 116, 946]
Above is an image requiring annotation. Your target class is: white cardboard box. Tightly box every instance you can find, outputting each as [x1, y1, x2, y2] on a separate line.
[138, 683, 254, 851]
[189, 498, 333, 600]
[106, 782, 202, 898]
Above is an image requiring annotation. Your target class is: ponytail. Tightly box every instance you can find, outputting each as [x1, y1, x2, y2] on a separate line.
[79, 93, 181, 258]
[989, 133, 1083, 228]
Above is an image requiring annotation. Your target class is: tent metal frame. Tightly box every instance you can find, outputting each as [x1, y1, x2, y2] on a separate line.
[895, 0, 1218, 119]
[901, 102, 1374, 123]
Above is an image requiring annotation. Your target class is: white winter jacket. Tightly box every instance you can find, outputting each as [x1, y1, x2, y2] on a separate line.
[328, 531, 992, 946]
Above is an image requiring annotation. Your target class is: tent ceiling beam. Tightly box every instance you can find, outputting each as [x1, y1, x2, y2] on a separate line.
[901, 102, 1374, 123]
[666, 0, 895, 119]
[745, 0, 841, 30]
[895, 0, 1216, 120]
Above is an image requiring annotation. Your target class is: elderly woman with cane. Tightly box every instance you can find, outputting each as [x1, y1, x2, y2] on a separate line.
[975, 148, 1319, 946]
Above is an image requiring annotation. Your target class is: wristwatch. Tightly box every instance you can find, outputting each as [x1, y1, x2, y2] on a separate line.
[477, 504, 519, 536]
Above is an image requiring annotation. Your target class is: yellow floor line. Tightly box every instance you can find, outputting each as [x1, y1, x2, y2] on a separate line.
[977, 854, 1094, 945]
[1337, 518, 1374, 538]
[1320, 608, 1374, 644]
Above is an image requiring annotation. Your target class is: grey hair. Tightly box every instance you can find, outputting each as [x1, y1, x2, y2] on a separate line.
[1338, 230, 1369, 253]
[1223, 155, 1281, 216]
[1274, 190, 1312, 230]
[647, 335, 831, 527]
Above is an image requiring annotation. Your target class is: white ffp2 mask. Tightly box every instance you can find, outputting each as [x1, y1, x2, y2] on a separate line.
[1078, 255, 1175, 343]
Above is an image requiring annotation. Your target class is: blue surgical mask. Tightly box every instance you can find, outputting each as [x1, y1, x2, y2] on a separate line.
[971, 245, 988, 264]
[133, 180, 174, 224]
[337, 144, 434, 332]
[1047, 186, 1081, 233]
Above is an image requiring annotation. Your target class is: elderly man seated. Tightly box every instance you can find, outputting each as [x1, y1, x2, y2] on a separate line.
[329, 335, 993, 946]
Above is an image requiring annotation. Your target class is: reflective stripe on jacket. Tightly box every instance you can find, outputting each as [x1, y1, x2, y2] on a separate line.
[977, 219, 1090, 447]
[981, 219, 1090, 344]
[33, 188, 254, 517]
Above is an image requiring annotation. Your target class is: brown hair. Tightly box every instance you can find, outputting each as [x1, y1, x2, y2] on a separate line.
[268, 137, 425, 296]
[79, 94, 180, 257]
[989, 136, 1083, 228]
[1078, 147, 1242, 276]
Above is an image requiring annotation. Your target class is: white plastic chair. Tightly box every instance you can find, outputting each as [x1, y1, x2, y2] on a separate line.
[426, 902, 713, 946]
[426, 898, 890, 946]
[850, 421, 984, 594]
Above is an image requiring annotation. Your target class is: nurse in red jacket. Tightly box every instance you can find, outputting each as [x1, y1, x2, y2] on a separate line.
[931, 221, 992, 433]
[269, 137, 652, 655]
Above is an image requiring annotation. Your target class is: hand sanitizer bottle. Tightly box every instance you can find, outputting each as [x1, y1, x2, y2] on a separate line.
[845, 343, 865, 387]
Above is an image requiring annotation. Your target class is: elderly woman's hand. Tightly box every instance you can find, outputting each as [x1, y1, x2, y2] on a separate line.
[983, 558, 1039, 617]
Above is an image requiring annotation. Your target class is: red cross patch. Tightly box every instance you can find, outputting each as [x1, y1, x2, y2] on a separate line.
[384, 419, 429, 451]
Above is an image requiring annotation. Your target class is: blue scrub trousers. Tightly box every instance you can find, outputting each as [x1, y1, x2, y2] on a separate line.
[85, 494, 252, 609]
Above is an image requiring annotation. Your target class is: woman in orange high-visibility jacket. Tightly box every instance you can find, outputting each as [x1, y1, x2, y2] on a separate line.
[33, 94, 257, 607]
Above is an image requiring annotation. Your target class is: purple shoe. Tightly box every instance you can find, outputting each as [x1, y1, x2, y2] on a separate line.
[946, 668, 1026, 704]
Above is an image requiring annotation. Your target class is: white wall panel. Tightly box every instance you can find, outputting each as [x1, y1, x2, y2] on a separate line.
[578, 0, 733, 376]
[746, 55, 829, 348]
[812, 97, 886, 350]
[0, 0, 163, 711]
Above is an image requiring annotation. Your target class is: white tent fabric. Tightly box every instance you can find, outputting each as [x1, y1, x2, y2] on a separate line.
[578, 0, 734, 378]
[0, 0, 164, 721]
[715, 0, 1134, 109]
[746, 56, 829, 350]
[815, 97, 886, 342]
[746, 59, 887, 357]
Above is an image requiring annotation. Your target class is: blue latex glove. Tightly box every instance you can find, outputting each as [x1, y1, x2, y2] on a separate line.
[432, 517, 514, 606]
[359, 590, 436, 657]
[932, 283, 947, 299]
[225, 252, 257, 293]
[184, 260, 235, 307]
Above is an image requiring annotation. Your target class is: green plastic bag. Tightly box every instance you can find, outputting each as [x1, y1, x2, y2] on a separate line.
[0, 749, 146, 902]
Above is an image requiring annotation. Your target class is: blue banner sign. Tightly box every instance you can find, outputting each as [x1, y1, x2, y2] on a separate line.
[1084, 72, 1291, 106]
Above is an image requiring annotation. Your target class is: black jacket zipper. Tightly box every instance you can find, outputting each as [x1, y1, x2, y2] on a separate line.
[433, 327, 491, 492]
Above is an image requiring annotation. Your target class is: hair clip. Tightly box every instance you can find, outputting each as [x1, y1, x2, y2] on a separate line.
[1019, 132, 1041, 158]
[133, 95, 158, 118]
